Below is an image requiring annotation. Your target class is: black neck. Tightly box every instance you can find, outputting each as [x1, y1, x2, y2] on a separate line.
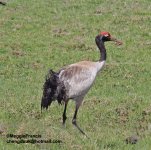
[95, 35, 106, 62]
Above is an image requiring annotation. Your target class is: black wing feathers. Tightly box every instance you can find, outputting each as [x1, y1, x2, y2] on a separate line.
[41, 69, 66, 110]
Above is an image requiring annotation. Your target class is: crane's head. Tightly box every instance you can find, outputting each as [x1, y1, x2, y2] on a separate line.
[98, 31, 122, 45]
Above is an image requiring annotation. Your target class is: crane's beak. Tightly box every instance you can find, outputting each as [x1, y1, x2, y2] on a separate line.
[110, 36, 123, 45]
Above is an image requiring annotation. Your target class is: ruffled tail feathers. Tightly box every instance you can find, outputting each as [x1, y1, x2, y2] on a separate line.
[41, 69, 66, 111]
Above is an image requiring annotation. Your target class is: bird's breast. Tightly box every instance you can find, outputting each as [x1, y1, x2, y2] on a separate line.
[60, 68, 97, 99]
[58, 61, 105, 99]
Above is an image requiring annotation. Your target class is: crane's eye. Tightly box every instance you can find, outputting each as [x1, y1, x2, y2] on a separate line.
[104, 34, 109, 37]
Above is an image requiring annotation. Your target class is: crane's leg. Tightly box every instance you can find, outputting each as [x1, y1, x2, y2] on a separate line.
[62, 101, 68, 125]
[72, 96, 87, 136]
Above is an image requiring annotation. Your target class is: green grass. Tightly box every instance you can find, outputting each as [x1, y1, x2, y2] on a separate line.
[0, 0, 151, 149]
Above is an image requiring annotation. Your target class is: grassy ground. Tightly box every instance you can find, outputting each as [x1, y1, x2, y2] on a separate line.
[0, 0, 151, 149]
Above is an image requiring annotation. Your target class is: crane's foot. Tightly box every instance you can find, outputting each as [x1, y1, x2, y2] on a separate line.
[0, 2, 6, 5]
[72, 119, 89, 138]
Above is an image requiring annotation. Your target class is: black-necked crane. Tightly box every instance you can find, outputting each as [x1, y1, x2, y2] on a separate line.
[41, 31, 122, 136]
